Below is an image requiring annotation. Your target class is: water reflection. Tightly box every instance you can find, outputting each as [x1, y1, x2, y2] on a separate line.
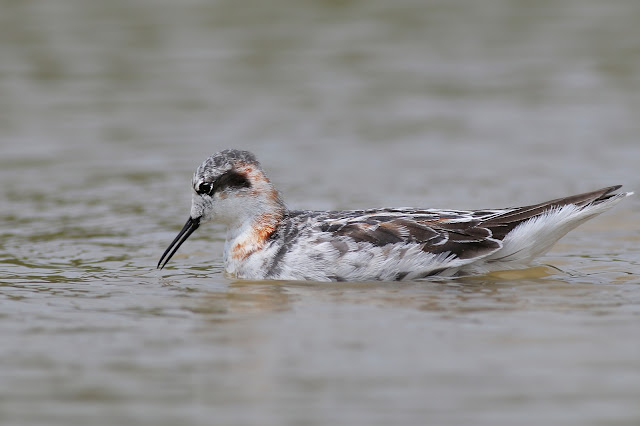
[181, 264, 636, 320]
[193, 281, 294, 316]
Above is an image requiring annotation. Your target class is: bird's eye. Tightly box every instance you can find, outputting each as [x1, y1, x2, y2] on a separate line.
[197, 182, 213, 195]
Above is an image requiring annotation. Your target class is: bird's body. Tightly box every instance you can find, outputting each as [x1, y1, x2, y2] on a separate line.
[158, 149, 632, 281]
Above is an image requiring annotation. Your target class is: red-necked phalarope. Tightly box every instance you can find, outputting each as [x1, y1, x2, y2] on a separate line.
[158, 149, 632, 281]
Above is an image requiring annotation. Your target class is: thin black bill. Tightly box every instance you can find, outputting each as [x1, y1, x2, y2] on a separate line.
[157, 216, 201, 269]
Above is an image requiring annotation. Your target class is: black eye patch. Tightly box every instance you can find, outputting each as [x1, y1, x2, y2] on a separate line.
[196, 171, 250, 196]
[216, 171, 251, 191]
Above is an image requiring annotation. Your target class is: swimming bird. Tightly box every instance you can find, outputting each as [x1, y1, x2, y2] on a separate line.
[157, 149, 632, 281]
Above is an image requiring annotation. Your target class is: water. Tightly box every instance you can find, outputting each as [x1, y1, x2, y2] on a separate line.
[1, 0, 639, 425]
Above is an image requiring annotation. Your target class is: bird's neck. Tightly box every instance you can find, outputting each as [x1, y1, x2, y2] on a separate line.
[224, 189, 286, 269]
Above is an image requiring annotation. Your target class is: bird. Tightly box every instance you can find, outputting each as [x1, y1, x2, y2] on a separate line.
[157, 149, 632, 281]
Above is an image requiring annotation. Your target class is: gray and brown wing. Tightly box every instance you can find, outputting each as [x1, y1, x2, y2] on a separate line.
[297, 185, 623, 264]
[477, 185, 623, 239]
[318, 212, 502, 261]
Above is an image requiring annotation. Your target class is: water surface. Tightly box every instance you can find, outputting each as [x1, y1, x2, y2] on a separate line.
[1, 1, 639, 425]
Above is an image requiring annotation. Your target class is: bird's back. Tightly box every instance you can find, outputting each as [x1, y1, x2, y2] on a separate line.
[255, 186, 630, 281]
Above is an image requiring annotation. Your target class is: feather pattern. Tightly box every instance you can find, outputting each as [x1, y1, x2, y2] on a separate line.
[157, 150, 633, 281]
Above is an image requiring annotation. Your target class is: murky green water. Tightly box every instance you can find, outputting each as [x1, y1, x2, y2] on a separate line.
[1, 0, 639, 425]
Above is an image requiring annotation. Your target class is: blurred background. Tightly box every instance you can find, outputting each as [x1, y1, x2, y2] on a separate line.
[2, 0, 639, 207]
[1, 1, 639, 425]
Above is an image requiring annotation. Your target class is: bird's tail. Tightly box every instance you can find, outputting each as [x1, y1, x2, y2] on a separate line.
[484, 186, 632, 265]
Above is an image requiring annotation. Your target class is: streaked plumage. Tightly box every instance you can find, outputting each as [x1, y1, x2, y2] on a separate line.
[158, 149, 632, 281]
